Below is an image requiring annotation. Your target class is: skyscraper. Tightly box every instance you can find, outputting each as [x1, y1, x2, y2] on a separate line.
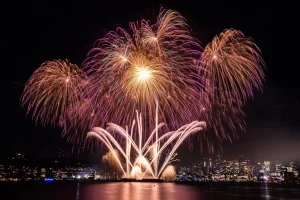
[264, 161, 271, 173]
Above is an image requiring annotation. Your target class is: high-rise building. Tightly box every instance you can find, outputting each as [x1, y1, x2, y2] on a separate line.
[214, 155, 222, 175]
[203, 157, 212, 175]
[233, 160, 239, 175]
[264, 161, 271, 172]
[289, 162, 299, 178]
[203, 158, 207, 168]
[274, 161, 282, 172]
[240, 160, 248, 175]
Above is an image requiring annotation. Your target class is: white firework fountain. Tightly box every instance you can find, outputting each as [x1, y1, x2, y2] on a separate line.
[87, 102, 206, 179]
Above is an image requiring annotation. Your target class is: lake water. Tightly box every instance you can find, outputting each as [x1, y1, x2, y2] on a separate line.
[1, 182, 300, 200]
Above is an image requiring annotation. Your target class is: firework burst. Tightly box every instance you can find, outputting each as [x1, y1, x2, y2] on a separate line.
[202, 29, 264, 106]
[21, 59, 84, 126]
[78, 9, 206, 132]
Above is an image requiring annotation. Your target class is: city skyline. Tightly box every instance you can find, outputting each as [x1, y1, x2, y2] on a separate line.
[1, 2, 297, 164]
[1, 150, 299, 169]
[1, 151, 299, 183]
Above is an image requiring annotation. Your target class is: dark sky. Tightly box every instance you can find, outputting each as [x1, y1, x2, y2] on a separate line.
[0, 1, 297, 163]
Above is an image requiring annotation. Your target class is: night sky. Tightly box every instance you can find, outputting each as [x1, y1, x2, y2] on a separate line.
[0, 1, 297, 163]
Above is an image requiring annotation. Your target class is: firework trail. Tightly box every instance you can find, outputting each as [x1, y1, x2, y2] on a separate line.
[87, 108, 206, 178]
[202, 29, 264, 107]
[197, 29, 264, 150]
[21, 59, 84, 126]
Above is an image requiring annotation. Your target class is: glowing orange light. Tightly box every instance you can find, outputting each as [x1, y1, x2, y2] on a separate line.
[136, 67, 151, 81]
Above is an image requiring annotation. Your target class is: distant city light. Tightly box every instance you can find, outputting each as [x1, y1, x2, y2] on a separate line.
[45, 178, 54, 182]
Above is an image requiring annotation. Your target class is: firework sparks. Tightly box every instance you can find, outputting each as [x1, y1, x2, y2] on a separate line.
[80, 8, 205, 132]
[21, 9, 265, 156]
[87, 108, 206, 179]
[21, 59, 84, 126]
[202, 29, 264, 106]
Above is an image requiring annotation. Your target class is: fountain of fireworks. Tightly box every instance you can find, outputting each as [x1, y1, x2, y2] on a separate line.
[87, 103, 206, 179]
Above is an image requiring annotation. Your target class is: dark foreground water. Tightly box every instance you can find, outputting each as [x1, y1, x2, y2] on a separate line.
[1, 182, 300, 200]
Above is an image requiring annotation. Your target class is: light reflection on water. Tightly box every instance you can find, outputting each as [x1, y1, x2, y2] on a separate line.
[1, 182, 300, 200]
[78, 182, 201, 200]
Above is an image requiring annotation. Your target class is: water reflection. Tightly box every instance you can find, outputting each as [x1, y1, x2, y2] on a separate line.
[79, 183, 201, 200]
[264, 183, 271, 200]
[76, 183, 80, 200]
[1, 182, 300, 200]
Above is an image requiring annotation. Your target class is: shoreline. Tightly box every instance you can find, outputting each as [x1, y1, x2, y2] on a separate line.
[1, 180, 300, 188]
